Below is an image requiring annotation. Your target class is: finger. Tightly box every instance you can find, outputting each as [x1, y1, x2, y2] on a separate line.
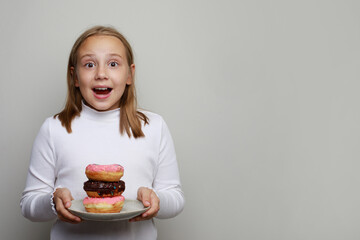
[129, 215, 144, 222]
[137, 187, 151, 207]
[57, 204, 81, 223]
[61, 192, 73, 209]
[58, 214, 81, 224]
[129, 209, 156, 222]
[55, 196, 81, 223]
[137, 190, 152, 212]
[60, 207, 81, 223]
[63, 197, 74, 208]
[130, 191, 160, 222]
[142, 193, 159, 218]
[130, 212, 152, 222]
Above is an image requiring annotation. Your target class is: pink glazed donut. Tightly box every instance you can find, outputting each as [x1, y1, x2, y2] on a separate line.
[85, 164, 124, 182]
[83, 196, 125, 213]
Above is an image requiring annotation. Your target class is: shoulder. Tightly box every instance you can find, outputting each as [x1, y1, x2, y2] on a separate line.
[138, 110, 168, 134]
[47, 115, 64, 128]
[140, 110, 164, 124]
[37, 115, 67, 136]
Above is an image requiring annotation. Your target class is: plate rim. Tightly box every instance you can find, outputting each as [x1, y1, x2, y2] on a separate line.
[68, 199, 149, 221]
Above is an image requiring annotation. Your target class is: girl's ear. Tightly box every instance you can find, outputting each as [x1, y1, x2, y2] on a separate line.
[126, 64, 135, 85]
[71, 67, 79, 87]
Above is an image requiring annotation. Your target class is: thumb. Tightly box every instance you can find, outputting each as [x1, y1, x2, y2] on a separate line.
[60, 189, 73, 209]
[137, 187, 151, 207]
[64, 201, 71, 208]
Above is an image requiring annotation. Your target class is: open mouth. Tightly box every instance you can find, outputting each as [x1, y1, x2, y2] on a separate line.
[92, 87, 113, 95]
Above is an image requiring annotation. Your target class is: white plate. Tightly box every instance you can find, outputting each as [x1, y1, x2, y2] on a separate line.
[68, 199, 149, 221]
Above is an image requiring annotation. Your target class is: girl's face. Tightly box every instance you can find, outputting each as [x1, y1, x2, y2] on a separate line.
[73, 35, 134, 111]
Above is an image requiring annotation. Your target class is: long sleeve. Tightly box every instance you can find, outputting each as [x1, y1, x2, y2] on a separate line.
[20, 118, 57, 221]
[153, 118, 185, 219]
[20, 105, 184, 239]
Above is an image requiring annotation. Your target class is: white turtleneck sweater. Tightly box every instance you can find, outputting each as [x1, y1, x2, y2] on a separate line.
[20, 103, 185, 240]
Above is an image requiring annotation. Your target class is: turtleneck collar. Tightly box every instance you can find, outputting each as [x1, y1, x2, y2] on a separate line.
[80, 101, 120, 122]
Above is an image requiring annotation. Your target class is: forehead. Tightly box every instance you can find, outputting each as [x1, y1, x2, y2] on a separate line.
[78, 35, 127, 57]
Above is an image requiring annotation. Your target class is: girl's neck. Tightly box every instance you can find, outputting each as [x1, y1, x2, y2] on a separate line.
[81, 101, 120, 121]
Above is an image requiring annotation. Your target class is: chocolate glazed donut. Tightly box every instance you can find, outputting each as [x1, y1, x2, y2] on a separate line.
[83, 180, 125, 198]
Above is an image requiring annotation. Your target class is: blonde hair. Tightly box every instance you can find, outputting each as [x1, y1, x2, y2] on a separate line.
[55, 25, 149, 138]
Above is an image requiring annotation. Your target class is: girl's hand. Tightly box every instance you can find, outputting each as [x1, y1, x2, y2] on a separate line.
[129, 187, 160, 222]
[53, 188, 82, 224]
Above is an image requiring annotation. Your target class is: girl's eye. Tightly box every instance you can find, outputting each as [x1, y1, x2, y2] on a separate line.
[85, 62, 95, 68]
[109, 62, 118, 67]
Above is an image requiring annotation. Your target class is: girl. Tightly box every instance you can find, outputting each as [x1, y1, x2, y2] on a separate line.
[21, 26, 185, 240]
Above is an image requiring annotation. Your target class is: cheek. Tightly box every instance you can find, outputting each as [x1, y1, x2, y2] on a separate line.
[112, 71, 131, 85]
[76, 72, 92, 86]
[74, 70, 84, 87]
[76, 78, 92, 96]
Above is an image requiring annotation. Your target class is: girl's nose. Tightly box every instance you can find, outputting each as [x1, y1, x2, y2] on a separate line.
[95, 65, 108, 80]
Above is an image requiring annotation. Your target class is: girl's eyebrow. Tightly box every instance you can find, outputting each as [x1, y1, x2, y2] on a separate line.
[79, 53, 123, 60]
[79, 54, 95, 60]
[108, 53, 123, 59]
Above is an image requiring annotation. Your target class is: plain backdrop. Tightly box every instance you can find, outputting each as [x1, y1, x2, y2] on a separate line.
[1, 0, 360, 239]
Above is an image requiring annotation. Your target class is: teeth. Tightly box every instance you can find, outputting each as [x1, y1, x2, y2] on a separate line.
[95, 88, 108, 90]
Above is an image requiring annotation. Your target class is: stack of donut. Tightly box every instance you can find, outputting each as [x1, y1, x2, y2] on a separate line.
[82, 164, 125, 213]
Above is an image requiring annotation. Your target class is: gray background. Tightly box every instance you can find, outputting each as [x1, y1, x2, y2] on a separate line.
[1, 0, 360, 239]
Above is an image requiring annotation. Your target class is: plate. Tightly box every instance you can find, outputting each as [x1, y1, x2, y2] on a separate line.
[68, 199, 149, 221]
